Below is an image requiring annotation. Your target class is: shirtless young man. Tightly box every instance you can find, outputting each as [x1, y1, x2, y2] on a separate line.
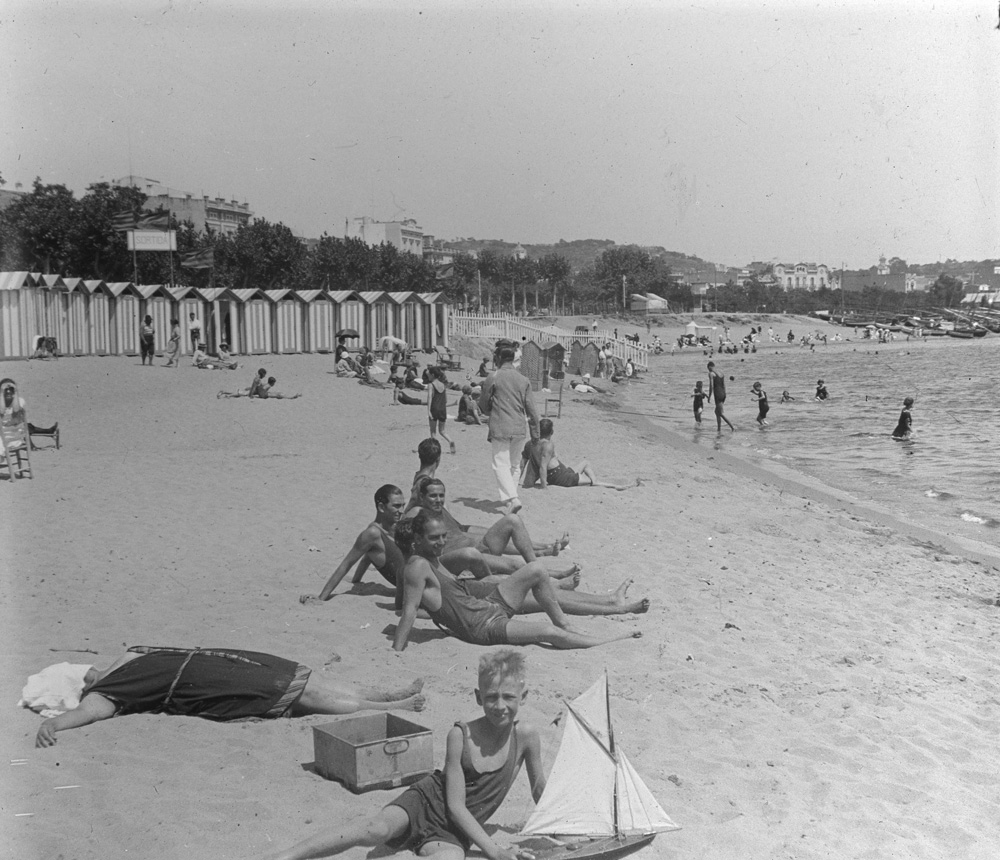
[392, 514, 643, 651]
[405, 478, 572, 577]
[301, 485, 409, 606]
[524, 418, 636, 491]
[301, 484, 544, 610]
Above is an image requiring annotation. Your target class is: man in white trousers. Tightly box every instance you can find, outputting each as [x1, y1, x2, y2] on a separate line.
[478, 345, 539, 514]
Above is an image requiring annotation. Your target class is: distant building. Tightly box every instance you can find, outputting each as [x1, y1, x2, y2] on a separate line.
[773, 262, 830, 290]
[346, 216, 424, 256]
[111, 175, 252, 235]
[423, 235, 456, 267]
[512, 243, 527, 260]
[905, 274, 933, 293]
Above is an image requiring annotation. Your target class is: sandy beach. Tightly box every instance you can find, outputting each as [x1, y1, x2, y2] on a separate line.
[4, 322, 999, 860]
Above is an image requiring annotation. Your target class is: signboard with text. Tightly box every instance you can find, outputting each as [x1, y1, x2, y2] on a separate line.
[127, 230, 177, 252]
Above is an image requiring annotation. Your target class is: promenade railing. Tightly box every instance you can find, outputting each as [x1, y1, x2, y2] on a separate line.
[449, 312, 649, 369]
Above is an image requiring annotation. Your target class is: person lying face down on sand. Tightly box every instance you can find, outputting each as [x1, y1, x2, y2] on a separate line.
[392, 515, 644, 651]
[263, 651, 545, 860]
[258, 376, 302, 399]
[521, 419, 637, 491]
[32, 646, 425, 748]
[218, 368, 267, 398]
[302, 483, 581, 610]
[404, 477, 573, 577]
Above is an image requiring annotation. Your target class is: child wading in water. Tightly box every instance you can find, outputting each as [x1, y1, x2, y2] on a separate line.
[891, 396, 914, 440]
[691, 380, 706, 426]
[750, 381, 769, 427]
[264, 649, 546, 860]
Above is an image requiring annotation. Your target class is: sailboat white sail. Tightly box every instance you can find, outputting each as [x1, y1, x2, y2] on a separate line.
[520, 673, 679, 844]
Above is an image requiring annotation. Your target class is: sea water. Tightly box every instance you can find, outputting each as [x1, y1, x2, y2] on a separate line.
[623, 336, 1000, 546]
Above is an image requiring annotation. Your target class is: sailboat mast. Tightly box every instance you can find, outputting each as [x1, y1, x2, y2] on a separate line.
[607, 672, 621, 839]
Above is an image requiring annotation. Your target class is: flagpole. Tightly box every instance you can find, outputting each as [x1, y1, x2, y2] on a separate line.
[131, 232, 138, 285]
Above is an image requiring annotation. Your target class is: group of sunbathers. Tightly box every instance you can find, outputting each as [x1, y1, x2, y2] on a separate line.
[218, 367, 301, 399]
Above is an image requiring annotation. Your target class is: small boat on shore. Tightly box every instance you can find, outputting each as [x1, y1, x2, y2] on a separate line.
[946, 329, 975, 339]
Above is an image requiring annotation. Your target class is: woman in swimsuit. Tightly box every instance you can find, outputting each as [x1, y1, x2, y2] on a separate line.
[427, 366, 456, 454]
[891, 396, 914, 439]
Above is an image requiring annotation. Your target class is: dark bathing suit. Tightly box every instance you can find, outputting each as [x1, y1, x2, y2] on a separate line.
[84, 647, 310, 720]
[546, 462, 580, 487]
[712, 375, 726, 406]
[387, 721, 521, 852]
[757, 391, 769, 419]
[430, 569, 516, 645]
[430, 383, 448, 422]
[693, 392, 706, 415]
[892, 409, 911, 438]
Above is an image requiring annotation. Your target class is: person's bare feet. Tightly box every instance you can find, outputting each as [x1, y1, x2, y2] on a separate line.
[400, 693, 426, 712]
[549, 533, 571, 556]
[610, 579, 650, 614]
[556, 566, 582, 590]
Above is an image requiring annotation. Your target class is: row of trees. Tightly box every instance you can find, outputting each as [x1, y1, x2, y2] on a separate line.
[0, 178, 692, 314]
[704, 274, 968, 315]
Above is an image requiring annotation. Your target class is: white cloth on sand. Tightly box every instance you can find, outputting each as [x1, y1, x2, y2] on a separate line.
[19, 662, 93, 718]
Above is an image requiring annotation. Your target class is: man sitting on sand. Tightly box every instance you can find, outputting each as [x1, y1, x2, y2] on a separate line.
[258, 376, 302, 399]
[263, 651, 543, 860]
[521, 418, 636, 491]
[392, 515, 643, 651]
[218, 368, 267, 398]
[405, 477, 572, 576]
[31, 646, 425, 747]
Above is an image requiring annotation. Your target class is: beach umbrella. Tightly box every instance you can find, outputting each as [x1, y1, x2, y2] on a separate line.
[337, 328, 360, 338]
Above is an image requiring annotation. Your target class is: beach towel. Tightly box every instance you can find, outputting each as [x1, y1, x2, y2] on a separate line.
[19, 662, 93, 718]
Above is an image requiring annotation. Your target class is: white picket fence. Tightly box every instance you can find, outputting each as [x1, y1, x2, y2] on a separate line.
[449, 313, 649, 369]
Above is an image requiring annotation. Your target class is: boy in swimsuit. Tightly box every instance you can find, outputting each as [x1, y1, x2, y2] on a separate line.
[427, 366, 456, 454]
[264, 651, 544, 860]
[526, 419, 635, 491]
[692, 380, 706, 425]
[815, 379, 829, 401]
[891, 396, 914, 439]
[750, 382, 769, 427]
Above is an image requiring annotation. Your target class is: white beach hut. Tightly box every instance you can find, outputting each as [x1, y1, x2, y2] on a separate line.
[231, 288, 272, 355]
[298, 290, 335, 353]
[266, 289, 307, 354]
[0, 271, 39, 359]
[106, 282, 141, 355]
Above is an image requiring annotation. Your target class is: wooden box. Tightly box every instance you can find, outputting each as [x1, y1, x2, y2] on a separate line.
[312, 714, 434, 793]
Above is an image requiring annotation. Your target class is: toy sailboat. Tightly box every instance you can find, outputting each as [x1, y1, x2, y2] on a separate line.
[516, 673, 680, 860]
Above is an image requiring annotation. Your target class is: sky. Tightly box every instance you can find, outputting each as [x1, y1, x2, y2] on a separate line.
[1, 0, 997, 269]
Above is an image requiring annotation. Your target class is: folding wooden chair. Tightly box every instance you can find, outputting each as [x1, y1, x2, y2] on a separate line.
[28, 422, 60, 450]
[543, 382, 564, 418]
[1, 421, 33, 479]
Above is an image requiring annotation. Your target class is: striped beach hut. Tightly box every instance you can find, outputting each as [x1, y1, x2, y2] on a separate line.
[357, 291, 389, 348]
[106, 282, 141, 355]
[330, 290, 366, 347]
[231, 288, 272, 354]
[61, 278, 91, 356]
[166, 287, 204, 354]
[136, 284, 174, 354]
[417, 292, 445, 348]
[386, 291, 418, 345]
[0, 271, 39, 359]
[83, 280, 111, 355]
[195, 287, 241, 355]
[299, 290, 335, 353]
[36, 275, 70, 352]
[266, 289, 307, 354]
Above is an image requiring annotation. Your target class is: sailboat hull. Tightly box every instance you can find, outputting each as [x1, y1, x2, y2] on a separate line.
[516, 833, 657, 860]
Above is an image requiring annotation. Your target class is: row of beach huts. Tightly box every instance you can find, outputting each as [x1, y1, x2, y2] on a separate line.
[0, 271, 451, 360]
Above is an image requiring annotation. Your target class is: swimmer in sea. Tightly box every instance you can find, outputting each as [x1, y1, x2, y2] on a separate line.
[891, 396, 914, 440]
[780, 390, 795, 403]
[814, 379, 829, 401]
[750, 381, 769, 427]
[707, 362, 735, 432]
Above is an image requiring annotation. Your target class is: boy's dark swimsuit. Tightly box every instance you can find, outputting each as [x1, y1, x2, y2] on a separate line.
[386, 720, 521, 852]
[429, 384, 448, 422]
[692, 392, 706, 415]
[892, 409, 912, 438]
[757, 390, 769, 421]
[84, 647, 309, 720]
[546, 462, 580, 487]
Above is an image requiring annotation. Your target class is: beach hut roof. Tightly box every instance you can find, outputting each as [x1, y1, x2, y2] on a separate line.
[416, 292, 442, 304]
[230, 288, 268, 302]
[62, 277, 84, 291]
[385, 291, 415, 304]
[105, 282, 137, 297]
[193, 287, 234, 302]
[357, 290, 387, 304]
[39, 274, 67, 289]
[327, 290, 363, 303]
[135, 284, 167, 299]
[296, 290, 330, 303]
[81, 279, 107, 294]
[163, 286, 196, 301]
[264, 289, 305, 303]
[0, 271, 37, 291]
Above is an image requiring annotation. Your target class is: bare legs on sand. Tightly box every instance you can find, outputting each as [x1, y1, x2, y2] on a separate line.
[291, 676, 425, 715]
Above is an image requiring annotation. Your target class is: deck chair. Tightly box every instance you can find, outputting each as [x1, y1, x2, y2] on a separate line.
[28, 422, 60, 450]
[1, 421, 33, 479]
[434, 344, 462, 370]
[543, 382, 564, 418]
